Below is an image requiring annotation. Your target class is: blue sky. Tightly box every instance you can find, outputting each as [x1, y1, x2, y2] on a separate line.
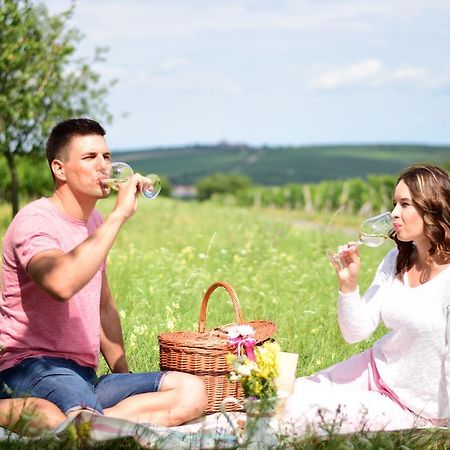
[43, 0, 450, 150]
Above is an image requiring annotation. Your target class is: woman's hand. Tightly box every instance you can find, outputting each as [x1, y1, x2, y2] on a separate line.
[330, 241, 360, 293]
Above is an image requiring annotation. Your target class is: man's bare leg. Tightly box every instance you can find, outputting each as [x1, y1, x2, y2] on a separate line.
[104, 372, 208, 426]
[0, 398, 66, 434]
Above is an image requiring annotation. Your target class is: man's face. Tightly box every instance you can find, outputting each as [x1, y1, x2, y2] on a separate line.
[58, 134, 112, 199]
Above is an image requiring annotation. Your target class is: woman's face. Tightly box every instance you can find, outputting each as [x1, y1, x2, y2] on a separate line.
[392, 180, 426, 243]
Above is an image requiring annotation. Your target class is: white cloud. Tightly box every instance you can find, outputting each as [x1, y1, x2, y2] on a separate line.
[311, 59, 383, 90]
[108, 64, 244, 96]
[310, 59, 450, 91]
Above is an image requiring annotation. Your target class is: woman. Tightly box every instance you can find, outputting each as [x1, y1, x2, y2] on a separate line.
[284, 164, 450, 433]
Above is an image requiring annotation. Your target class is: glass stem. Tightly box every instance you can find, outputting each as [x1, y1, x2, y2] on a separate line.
[352, 240, 364, 248]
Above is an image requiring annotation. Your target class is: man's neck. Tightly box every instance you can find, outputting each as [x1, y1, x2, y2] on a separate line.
[50, 187, 97, 221]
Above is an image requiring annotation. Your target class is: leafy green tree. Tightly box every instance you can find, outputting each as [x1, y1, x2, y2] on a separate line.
[196, 172, 253, 201]
[0, 0, 113, 217]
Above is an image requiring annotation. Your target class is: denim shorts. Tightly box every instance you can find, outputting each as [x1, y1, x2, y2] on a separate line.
[0, 356, 166, 414]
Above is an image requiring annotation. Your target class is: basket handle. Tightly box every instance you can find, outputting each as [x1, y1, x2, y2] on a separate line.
[198, 281, 244, 333]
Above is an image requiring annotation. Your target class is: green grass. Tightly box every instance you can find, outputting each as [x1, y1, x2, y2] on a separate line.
[1, 198, 448, 449]
[92, 197, 389, 376]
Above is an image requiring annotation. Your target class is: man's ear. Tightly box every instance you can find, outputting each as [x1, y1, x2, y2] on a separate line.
[51, 159, 66, 182]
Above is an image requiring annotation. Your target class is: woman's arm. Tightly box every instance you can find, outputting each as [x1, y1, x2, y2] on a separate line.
[336, 248, 397, 343]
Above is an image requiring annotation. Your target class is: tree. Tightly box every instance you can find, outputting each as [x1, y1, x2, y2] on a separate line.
[196, 172, 253, 201]
[0, 0, 113, 217]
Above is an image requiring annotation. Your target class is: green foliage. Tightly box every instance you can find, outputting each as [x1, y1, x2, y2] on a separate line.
[158, 175, 172, 197]
[213, 175, 398, 217]
[196, 172, 253, 200]
[0, 0, 113, 216]
[0, 154, 53, 202]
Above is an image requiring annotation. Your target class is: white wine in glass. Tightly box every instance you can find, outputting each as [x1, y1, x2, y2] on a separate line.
[327, 211, 393, 262]
[102, 162, 161, 199]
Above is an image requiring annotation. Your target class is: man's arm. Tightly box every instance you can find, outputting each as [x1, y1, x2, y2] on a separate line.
[27, 176, 141, 302]
[100, 272, 129, 373]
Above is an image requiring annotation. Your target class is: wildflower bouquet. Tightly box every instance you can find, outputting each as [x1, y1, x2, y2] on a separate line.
[226, 325, 280, 400]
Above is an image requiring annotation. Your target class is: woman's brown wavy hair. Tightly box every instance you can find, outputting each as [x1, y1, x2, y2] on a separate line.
[392, 164, 450, 276]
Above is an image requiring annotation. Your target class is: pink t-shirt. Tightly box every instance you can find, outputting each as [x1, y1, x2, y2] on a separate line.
[0, 198, 105, 371]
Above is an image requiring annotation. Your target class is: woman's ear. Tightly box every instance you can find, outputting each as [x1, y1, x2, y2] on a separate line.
[51, 159, 66, 182]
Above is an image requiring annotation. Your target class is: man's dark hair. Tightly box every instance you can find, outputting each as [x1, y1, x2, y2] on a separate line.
[46, 118, 106, 166]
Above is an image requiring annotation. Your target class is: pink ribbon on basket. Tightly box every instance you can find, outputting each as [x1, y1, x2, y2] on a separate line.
[227, 325, 257, 361]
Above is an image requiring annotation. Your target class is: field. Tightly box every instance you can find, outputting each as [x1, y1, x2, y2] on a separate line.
[0, 197, 387, 379]
[2, 198, 449, 448]
[92, 197, 389, 376]
[114, 144, 450, 186]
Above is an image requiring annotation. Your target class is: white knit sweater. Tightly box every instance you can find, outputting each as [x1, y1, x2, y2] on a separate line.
[338, 248, 450, 420]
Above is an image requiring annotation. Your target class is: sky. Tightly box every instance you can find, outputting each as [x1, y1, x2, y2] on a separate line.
[43, 0, 450, 151]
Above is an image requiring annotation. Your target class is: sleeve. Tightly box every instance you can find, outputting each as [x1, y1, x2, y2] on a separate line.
[13, 212, 62, 271]
[337, 247, 397, 344]
[439, 302, 450, 420]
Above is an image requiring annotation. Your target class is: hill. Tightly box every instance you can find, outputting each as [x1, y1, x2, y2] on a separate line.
[113, 143, 450, 186]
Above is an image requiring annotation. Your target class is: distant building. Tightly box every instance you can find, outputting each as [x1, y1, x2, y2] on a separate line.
[172, 185, 197, 199]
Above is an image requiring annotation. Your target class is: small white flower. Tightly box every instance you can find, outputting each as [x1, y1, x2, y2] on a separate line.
[229, 372, 241, 382]
[227, 324, 255, 339]
[133, 324, 148, 335]
[166, 319, 175, 331]
[237, 364, 252, 376]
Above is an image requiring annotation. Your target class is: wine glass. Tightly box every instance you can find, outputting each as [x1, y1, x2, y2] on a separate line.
[327, 211, 393, 264]
[102, 162, 161, 199]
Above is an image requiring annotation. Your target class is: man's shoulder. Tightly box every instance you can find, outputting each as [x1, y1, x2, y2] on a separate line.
[7, 198, 52, 229]
[16, 198, 53, 218]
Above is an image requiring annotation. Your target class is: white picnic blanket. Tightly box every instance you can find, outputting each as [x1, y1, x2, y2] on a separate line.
[0, 410, 247, 449]
[2, 410, 445, 448]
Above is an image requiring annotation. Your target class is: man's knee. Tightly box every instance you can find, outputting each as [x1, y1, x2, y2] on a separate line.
[0, 398, 66, 431]
[26, 398, 67, 428]
[162, 372, 208, 420]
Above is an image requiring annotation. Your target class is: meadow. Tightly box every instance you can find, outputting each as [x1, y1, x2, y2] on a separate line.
[1, 198, 449, 449]
[91, 197, 390, 377]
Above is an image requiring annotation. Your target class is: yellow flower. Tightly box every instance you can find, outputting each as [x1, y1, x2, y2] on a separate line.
[227, 340, 280, 399]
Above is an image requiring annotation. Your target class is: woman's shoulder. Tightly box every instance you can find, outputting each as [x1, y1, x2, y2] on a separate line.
[378, 246, 398, 274]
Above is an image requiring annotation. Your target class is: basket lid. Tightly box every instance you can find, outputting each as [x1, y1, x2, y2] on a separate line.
[158, 320, 276, 351]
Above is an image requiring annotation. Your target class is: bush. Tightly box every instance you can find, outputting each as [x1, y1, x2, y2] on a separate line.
[196, 172, 253, 201]
[159, 175, 172, 197]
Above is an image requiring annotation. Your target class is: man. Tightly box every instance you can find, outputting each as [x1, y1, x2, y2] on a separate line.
[0, 398, 66, 433]
[0, 118, 207, 426]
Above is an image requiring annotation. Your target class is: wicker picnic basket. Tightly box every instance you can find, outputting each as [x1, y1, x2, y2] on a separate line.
[158, 281, 277, 414]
